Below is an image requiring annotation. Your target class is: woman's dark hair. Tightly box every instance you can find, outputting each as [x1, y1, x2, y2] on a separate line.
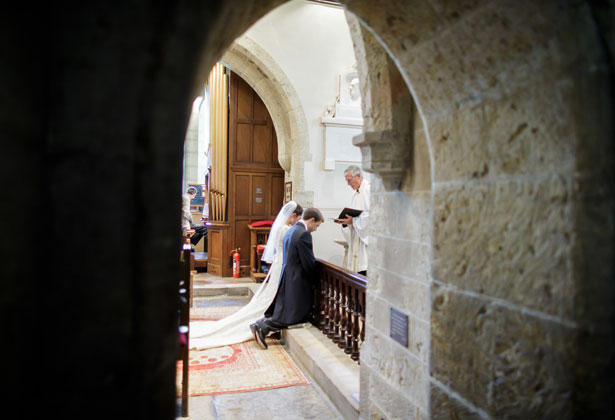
[293, 203, 304, 217]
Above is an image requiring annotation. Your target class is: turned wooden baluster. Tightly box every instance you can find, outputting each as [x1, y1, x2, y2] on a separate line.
[334, 279, 343, 344]
[317, 273, 328, 330]
[350, 289, 361, 362]
[344, 288, 355, 355]
[323, 275, 334, 336]
[325, 278, 334, 338]
[360, 289, 366, 345]
[332, 280, 342, 344]
[357, 290, 366, 364]
[337, 283, 349, 349]
[324, 274, 331, 329]
[332, 279, 343, 344]
[327, 278, 339, 339]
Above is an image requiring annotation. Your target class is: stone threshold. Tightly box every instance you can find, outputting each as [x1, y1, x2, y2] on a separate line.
[192, 281, 258, 298]
[283, 324, 360, 420]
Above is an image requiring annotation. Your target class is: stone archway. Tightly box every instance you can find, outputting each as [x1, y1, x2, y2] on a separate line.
[3, 1, 612, 418]
[218, 35, 313, 205]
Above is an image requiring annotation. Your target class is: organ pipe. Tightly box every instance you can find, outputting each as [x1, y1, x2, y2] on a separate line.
[207, 63, 228, 222]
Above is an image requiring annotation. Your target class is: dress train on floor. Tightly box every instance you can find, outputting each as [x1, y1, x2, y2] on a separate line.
[189, 254, 283, 350]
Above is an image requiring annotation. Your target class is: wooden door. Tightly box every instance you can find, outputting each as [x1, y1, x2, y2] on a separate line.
[228, 72, 285, 275]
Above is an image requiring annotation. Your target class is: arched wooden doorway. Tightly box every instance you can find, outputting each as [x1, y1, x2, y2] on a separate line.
[207, 69, 285, 277]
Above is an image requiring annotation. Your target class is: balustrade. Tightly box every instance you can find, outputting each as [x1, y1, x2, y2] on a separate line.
[312, 259, 367, 364]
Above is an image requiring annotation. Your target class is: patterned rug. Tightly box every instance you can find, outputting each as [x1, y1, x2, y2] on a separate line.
[178, 300, 309, 396]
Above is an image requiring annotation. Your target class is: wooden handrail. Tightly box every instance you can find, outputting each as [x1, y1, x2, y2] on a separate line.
[313, 259, 367, 364]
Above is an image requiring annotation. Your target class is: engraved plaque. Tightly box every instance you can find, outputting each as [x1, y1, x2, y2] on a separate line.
[255, 187, 263, 194]
[390, 307, 408, 347]
[255, 197, 263, 203]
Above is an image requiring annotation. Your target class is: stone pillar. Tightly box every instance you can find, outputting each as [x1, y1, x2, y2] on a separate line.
[347, 12, 433, 419]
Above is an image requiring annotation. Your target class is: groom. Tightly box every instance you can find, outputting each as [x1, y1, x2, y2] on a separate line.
[250, 207, 324, 349]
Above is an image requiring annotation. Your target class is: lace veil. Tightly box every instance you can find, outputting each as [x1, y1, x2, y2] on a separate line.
[261, 200, 298, 263]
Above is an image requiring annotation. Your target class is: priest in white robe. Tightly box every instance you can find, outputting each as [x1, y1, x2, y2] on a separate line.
[338, 165, 370, 275]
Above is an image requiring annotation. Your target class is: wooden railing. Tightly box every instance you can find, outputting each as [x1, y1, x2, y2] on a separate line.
[312, 259, 367, 364]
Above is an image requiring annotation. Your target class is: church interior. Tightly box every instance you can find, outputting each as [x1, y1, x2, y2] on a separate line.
[2, 0, 613, 419]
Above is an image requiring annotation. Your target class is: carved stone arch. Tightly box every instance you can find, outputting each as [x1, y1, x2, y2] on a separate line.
[346, 13, 430, 193]
[196, 35, 312, 204]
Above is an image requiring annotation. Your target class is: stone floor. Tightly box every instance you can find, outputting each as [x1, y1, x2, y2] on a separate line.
[178, 272, 345, 419]
[177, 370, 344, 419]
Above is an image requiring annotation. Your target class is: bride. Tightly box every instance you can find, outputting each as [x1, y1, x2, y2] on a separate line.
[189, 201, 303, 349]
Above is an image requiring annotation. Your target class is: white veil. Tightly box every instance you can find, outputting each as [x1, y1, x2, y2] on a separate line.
[261, 201, 298, 263]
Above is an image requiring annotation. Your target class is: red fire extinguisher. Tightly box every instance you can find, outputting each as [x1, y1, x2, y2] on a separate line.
[230, 248, 240, 278]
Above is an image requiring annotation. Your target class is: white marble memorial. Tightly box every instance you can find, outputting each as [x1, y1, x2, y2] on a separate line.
[322, 62, 364, 170]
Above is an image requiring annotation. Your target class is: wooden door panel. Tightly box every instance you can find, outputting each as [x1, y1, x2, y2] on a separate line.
[209, 229, 222, 261]
[237, 78, 253, 120]
[252, 124, 268, 164]
[234, 219, 252, 265]
[254, 95, 268, 121]
[234, 174, 251, 216]
[252, 175, 267, 217]
[236, 123, 251, 163]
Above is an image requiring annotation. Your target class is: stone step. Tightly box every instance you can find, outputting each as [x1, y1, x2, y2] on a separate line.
[192, 281, 258, 298]
[284, 324, 360, 420]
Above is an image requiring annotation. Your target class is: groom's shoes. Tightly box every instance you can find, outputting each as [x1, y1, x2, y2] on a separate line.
[250, 323, 268, 350]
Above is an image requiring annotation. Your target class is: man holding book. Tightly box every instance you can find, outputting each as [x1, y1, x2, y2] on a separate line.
[335, 165, 370, 275]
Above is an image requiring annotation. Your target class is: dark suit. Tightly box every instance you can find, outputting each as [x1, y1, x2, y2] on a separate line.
[259, 221, 316, 333]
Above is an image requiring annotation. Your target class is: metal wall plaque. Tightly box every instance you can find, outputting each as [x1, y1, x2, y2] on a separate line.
[255, 187, 263, 194]
[255, 197, 262, 203]
[390, 307, 408, 347]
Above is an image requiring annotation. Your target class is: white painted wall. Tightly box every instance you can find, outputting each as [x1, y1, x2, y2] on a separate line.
[184, 96, 203, 189]
[244, 0, 370, 266]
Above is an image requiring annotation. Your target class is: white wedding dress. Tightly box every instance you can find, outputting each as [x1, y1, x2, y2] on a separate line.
[189, 213, 292, 350]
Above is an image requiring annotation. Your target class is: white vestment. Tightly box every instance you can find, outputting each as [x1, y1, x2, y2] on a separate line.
[341, 180, 370, 273]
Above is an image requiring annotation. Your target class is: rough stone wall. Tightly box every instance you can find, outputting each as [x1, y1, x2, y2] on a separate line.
[346, 0, 613, 418]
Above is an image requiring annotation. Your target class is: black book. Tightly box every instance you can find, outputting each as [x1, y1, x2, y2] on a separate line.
[337, 207, 362, 219]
